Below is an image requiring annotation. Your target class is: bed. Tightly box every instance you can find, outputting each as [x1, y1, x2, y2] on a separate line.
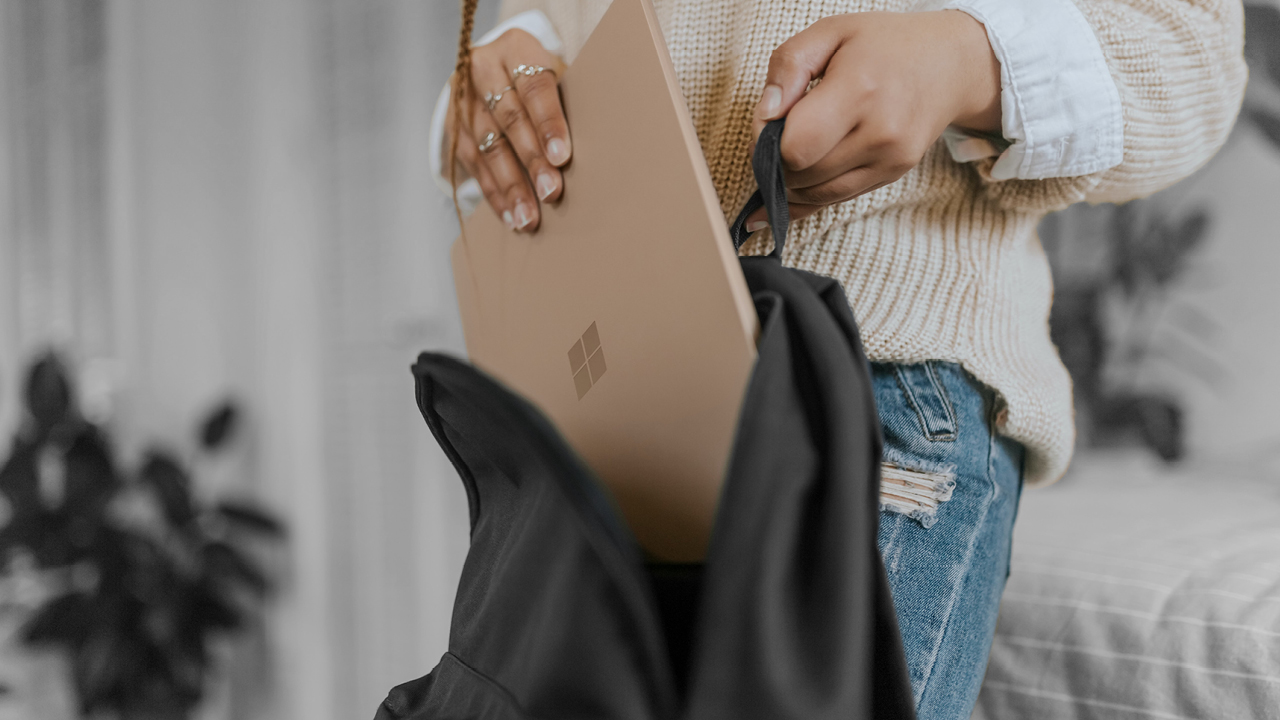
[974, 450, 1280, 719]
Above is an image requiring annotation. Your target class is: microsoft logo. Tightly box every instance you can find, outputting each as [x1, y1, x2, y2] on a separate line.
[568, 321, 607, 400]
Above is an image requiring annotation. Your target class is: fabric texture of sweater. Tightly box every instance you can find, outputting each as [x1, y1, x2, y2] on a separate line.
[494, 0, 1247, 485]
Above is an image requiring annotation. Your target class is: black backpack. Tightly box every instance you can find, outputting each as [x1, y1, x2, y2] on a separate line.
[375, 120, 916, 720]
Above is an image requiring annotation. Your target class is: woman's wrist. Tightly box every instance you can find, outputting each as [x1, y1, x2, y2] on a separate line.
[938, 9, 1002, 133]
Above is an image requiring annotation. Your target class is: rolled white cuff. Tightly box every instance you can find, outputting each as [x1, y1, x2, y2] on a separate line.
[429, 10, 566, 211]
[924, 0, 1124, 180]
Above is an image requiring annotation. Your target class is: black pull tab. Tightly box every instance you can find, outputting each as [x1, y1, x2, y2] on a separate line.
[729, 118, 789, 258]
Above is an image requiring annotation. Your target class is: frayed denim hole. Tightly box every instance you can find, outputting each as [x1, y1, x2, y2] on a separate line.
[881, 446, 956, 478]
[879, 448, 958, 529]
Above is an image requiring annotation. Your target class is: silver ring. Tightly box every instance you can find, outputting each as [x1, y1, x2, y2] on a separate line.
[511, 64, 548, 82]
[484, 85, 514, 112]
[477, 131, 501, 154]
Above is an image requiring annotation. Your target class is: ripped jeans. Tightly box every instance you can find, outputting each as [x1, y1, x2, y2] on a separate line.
[872, 361, 1025, 720]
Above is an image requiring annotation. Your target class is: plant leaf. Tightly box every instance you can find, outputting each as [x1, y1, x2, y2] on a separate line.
[199, 400, 238, 451]
[203, 540, 269, 595]
[24, 352, 73, 435]
[1110, 203, 1146, 296]
[1153, 210, 1210, 285]
[1048, 284, 1108, 401]
[1245, 4, 1280, 85]
[73, 628, 124, 714]
[166, 636, 208, 701]
[22, 592, 95, 646]
[213, 500, 285, 538]
[1244, 107, 1280, 153]
[139, 450, 195, 527]
[0, 440, 43, 526]
[63, 428, 120, 527]
[1130, 395, 1184, 462]
[188, 580, 244, 630]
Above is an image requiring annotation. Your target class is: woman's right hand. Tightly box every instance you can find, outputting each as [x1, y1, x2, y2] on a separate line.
[446, 28, 571, 233]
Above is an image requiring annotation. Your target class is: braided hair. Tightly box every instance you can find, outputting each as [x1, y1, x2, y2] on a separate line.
[450, 0, 480, 229]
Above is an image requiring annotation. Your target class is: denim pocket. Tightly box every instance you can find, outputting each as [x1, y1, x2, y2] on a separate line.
[893, 361, 957, 442]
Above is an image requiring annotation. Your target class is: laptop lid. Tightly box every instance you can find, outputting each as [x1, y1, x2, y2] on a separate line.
[451, 0, 757, 561]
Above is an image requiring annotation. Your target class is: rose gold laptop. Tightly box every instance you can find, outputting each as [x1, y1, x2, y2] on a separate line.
[451, 0, 757, 561]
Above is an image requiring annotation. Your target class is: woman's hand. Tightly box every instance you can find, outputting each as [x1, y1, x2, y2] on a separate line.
[447, 29, 570, 233]
[746, 11, 1001, 229]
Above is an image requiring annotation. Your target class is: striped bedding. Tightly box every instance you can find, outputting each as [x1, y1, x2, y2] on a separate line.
[974, 451, 1280, 720]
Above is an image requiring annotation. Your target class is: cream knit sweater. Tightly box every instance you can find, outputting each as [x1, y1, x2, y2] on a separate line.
[497, 0, 1246, 485]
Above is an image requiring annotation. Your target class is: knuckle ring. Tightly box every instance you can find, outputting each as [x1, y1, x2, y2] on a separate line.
[477, 131, 502, 154]
[484, 85, 514, 112]
[511, 64, 549, 82]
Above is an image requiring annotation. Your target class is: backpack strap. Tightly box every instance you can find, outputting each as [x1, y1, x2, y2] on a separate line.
[729, 118, 789, 258]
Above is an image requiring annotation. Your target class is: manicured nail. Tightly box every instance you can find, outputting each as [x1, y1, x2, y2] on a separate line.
[757, 85, 781, 119]
[502, 210, 515, 230]
[547, 138, 569, 165]
[536, 173, 556, 200]
[746, 220, 768, 233]
[514, 201, 533, 229]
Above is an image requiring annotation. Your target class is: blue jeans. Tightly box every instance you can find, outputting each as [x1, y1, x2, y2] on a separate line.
[872, 361, 1025, 720]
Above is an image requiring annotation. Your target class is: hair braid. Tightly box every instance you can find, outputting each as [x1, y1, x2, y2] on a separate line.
[450, 0, 480, 231]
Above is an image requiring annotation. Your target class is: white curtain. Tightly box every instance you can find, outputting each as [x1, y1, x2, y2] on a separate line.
[0, 1, 491, 718]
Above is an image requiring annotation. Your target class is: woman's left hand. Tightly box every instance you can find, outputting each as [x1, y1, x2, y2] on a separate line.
[745, 10, 1002, 230]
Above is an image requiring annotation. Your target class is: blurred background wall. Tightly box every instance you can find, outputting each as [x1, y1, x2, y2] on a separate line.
[1, 1, 1277, 720]
[0, 1, 497, 718]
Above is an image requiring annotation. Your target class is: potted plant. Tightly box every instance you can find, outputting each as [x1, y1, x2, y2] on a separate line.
[0, 353, 284, 720]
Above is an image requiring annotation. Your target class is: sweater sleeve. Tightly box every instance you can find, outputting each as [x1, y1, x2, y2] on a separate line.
[497, 0, 613, 64]
[973, 0, 1247, 213]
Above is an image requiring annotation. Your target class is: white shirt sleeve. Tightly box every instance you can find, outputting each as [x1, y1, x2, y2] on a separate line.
[429, 10, 566, 211]
[921, 0, 1125, 180]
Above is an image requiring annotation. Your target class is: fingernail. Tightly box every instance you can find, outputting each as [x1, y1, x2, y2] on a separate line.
[536, 173, 556, 200]
[514, 201, 532, 229]
[757, 85, 781, 119]
[746, 220, 768, 233]
[502, 210, 515, 230]
[547, 138, 569, 165]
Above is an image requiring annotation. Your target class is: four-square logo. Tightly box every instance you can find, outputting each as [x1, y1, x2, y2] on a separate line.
[568, 321, 607, 400]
